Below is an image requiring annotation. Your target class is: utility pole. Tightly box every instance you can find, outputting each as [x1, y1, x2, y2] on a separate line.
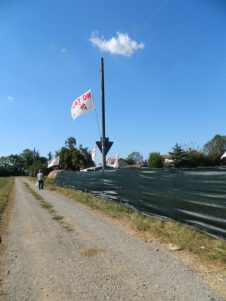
[96, 57, 113, 170]
[100, 57, 106, 171]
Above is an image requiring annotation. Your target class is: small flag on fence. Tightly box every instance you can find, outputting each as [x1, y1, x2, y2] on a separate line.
[71, 89, 95, 120]
[48, 156, 60, 168]
[221, 151, 226, 160]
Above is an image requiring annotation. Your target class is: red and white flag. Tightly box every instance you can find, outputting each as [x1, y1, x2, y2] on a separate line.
[48, 156, 60, 168]
[71, 89, 95, 120]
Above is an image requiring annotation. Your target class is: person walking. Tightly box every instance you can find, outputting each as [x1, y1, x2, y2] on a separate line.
[37, 170, 44, 190]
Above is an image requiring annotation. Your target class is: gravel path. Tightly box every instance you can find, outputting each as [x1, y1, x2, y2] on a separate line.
[0, 177, 225, 301]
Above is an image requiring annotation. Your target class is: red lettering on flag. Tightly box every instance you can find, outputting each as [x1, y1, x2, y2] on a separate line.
[82, 91, 92, 101]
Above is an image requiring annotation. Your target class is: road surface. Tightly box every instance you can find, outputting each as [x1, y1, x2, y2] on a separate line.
[0, 177, 225, 301]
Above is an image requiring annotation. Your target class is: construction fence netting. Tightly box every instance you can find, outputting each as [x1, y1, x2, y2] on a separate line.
[55, 167, 226, 239]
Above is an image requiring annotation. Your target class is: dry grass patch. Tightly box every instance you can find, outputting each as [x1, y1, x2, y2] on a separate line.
[63, 224, 73, 232]
[79, 248, 106, 257]
[52, 214, 64, 221]
[40, 202, 53, 209]
[0, 177, 14, 216]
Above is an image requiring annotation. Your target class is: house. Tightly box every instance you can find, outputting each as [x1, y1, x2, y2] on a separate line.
[106, 157, 128, 168]
[162, 154, 174, 166]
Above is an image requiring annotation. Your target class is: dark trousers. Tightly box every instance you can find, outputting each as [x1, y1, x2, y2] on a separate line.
[38, 180, 44, 190]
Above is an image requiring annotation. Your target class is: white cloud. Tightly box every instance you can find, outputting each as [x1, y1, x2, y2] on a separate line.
[90, 32, 144, 57]
[7, 96, 14, 103]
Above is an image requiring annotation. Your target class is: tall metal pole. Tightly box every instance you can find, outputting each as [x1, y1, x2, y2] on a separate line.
[100, 57, 106, 171]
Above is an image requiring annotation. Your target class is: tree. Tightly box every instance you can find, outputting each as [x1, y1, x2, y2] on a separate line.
[20, 149, 34, 169]
[169, 143, 187, 167]
[203, 135, 226, 165]
[78, 145, 94, 169]
[20, 148, 48, 176]
[0, 155, 25, 176]
[184, 150, 207, 167]
[65, 137, 76, 150]
[148, 152, 164, 168]
[47, 152, 52, 160]
[126, 151, 143, 165]
[57, 137, 93, 170]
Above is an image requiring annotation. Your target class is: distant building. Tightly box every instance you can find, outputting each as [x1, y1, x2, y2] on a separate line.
[162, 154, 174, 166]
[106, 157, 128, 168]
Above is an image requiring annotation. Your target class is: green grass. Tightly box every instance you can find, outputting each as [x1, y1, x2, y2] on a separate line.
[0, 177, 14, 216]
[43, 178, 57, 191]
[44, 180, 226, 265]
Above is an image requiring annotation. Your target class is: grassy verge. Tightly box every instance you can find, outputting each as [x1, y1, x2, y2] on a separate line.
[44, 178, 226, 265]
[24, 182, 54, 213]
[0, 177, 14, 217]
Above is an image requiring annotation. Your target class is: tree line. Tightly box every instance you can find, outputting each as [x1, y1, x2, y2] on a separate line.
[127, 134, 226, 168]
[0, 137, 93, 177]
[0, 134, 226, 176]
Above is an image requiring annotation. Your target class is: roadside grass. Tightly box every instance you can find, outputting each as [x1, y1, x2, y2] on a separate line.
[44, 178, 57, 191]
[0, 177, 14, 217]
[44, 180, 226, 265]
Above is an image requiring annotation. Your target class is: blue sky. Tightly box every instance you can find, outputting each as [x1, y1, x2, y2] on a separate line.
[0, 0, 226, 162]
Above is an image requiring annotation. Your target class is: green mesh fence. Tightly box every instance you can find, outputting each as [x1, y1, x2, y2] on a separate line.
[55, 167, 226, 239]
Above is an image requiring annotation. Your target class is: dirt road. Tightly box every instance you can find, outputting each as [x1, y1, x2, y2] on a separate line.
[0, 177, 225, 301]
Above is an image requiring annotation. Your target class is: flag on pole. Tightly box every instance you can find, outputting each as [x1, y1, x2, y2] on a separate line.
[114, 153, 119, 168]
[71, 89, 95, 120]
[106, 157, 112, 166]
[91, 144, 97, 162]
[48, 156, 60, 168]
[221, 151, 226, 160]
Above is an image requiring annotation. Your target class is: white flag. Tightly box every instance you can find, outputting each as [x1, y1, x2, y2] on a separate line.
[91, 144, 97, 162]
[114, 153, 119, 168]
[48, 156, 60, 168]
[71, 89, 95, 120]
[221, 151, 226, 160]
[106, 157, 112, 166]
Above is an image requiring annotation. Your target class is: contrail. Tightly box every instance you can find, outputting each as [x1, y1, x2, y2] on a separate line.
[132, 0, 169, 35]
